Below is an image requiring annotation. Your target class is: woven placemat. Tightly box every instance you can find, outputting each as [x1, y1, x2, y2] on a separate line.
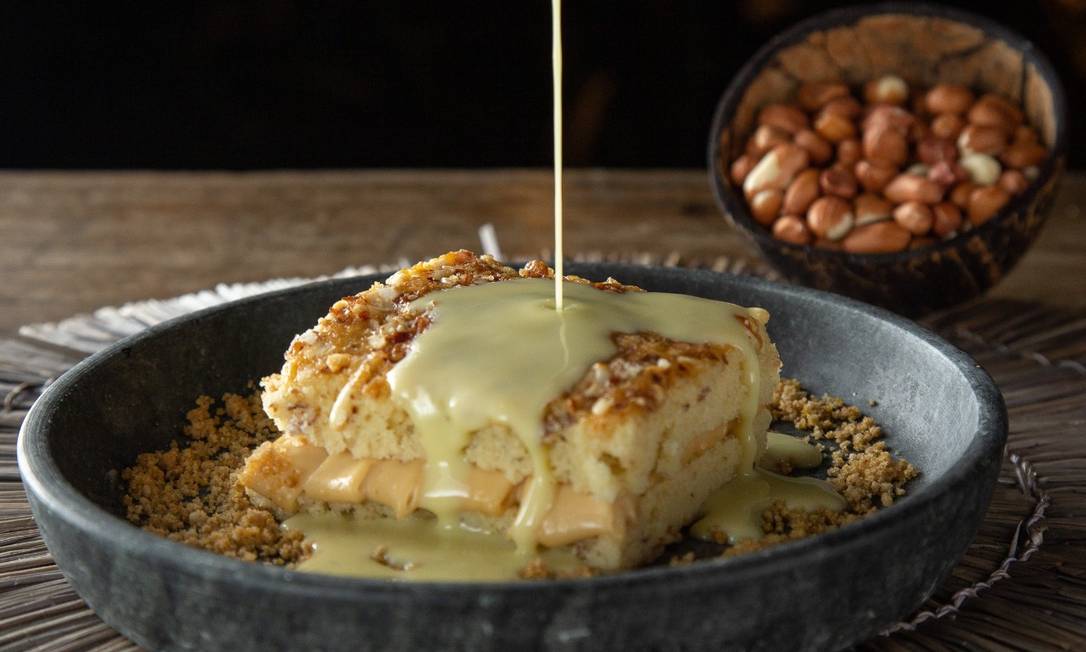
[2, 252, 1083, 651]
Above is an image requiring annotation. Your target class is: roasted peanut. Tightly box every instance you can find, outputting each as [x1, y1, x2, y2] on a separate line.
[925, 84, 974, 114]
[968, 94, 1023, 132]
[854, 159, 898, 193]
[959, 152, 1001, 186]
[1000, 142, 1047, 169]
[797, 81, 849, 111]
[931, 113, 966, 140]
[917, 137, 957, 165]
[729, 156, 755, 186]
[782, 169, 821, 215]
[864, 75, 909, 105]
[927, 161, 962, 187]
[854, 193, 893, 225]
[999, 169, 1029, 195]
[884, 174, 944, 204]
[758, 103, 808, 134]
[909, 236, 937, 250]
[842, 221, 911, 254]
[819, 166, 858, 198]
[893, 201, 934, 235]
[750, 189, 783, 225]
[807, 196, 854, 241]
[772, 215, 812, 245]
[822, 96, 863, 120]
[950, 181, 977, 209]
[932, 202, 962, 237]
[730, 154, 755, 185]
[746, 124, 791, 159]
[837, 139, 862, 166]
[909, 119, 930, 144]
[863, 123, 908, 165]
[814, 110, 856, 143]
[793, 129, 833, 164]
[957, 125, 1007, 156]
[863, 105, 914, 133]
[743, 143, 809, 197]
[968, 186, 1011, 225]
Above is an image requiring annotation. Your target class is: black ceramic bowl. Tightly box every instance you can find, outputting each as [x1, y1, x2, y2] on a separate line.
[19, 264, 1006, 651]
[709, 3, 1067, 316]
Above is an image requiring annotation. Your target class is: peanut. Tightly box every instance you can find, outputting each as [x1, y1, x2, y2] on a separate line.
[793, 129, 833, 164]
[1013, 125, 1038, 145]
[917, 137, 957, 165]
[957, 125, 1007, 156]
[925, 84, 974, 114]
[854, 193, 893, 225]
[863, 123, 908, 165]
[837, 139, 862, 166]
[730, 154, 755, 185]
[814, 110, 856, 143]
[854, 159, 898, 193]
[758, 103, 808, 134]
[863, 105, 913, 133]
[884, 174, 944, 204]
[842, 221, 911, 254]
[932, 202, 962, 237]
[893, 201, 934, 235]
[999, 169, 1029, 195]
[772, 215, 811, 245]
[931, 113, 965, 140]
[950, 181, 977, 209]
[747, 124, 791, 159]
[968, 186, 1011, 225]
[968, 94, 1023, 133]
[750, 189, 783, 225]
[959, 152, 1001, 186]
[807, 196, 854, 241]
[864, 75, 908, 105]
[782, 169, 821, 215]
[819, 166, 858, 198]
[927, 161, 962, 188]
[743, 143, 809, 197]
[821, 96, 863, 120]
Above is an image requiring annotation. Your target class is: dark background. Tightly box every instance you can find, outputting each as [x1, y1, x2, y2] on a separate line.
[2, 1, 1082, 169]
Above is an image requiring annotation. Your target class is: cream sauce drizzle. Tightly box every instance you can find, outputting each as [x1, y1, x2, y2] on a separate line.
[691, 432, 844, 543]
[551, 0, 564, 310]
[759, 430, 824, 471]
[285, 513, 582, 581]
[385, 277, 764, 553]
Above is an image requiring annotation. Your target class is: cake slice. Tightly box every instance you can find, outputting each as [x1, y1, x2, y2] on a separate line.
[240, 250, 781, 571]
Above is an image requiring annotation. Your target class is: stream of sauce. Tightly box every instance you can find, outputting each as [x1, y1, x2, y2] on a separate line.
[552, 0, 564, 310]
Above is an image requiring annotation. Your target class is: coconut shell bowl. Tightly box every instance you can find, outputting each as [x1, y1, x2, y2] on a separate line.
[708, 3, 1067, 316]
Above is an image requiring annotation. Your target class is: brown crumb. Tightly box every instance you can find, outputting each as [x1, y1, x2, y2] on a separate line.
[121, 392, 310, 565]
[669, 551, 697, 566]
[729, 379, 918, 555]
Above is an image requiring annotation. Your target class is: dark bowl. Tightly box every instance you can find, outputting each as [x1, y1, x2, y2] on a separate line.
[18, 264, 1006, 651]
[708, 2, 1067, 316]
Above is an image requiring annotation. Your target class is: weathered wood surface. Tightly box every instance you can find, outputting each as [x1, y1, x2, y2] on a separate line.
[1, 169, 1083, 332]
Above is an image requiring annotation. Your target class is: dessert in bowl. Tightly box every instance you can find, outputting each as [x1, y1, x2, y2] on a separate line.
[18, 254, 1005, 650]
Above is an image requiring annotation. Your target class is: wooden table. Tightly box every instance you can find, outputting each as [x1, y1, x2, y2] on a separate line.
[1, 170, 1084, 333]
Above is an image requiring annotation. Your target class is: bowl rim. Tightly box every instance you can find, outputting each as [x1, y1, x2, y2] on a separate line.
[707, 1, 1069, 262]
[17, 265, 1007, 598]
